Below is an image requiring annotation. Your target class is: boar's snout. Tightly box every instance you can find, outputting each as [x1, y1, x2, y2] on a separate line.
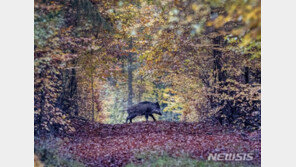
[153, 109, 162, 115]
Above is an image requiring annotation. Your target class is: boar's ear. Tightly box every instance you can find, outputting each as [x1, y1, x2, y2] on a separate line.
[155, 102, 160, 107]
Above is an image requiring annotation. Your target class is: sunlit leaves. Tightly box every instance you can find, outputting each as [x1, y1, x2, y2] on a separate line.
[206, 0, 261, 56]
[34, 0, 260, 129]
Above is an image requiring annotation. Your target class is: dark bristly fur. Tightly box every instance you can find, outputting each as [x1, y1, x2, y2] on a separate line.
[126, 101, 162, 123]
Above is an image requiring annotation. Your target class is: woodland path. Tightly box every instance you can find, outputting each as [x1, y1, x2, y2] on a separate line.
[51, 119, 261, 166]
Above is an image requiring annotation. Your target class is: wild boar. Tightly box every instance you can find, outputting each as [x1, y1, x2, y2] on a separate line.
[126, 101, 162, 123]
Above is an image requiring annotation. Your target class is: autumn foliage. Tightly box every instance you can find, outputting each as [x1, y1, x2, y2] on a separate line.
[34, 0, 261, 166]
[35, 119, 260, 166]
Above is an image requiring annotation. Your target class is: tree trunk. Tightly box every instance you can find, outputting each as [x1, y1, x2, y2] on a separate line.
[91, 73, 95, 121]
[57, 67, 78, 116]
[138, 75, 143, 103]
[213, 35, 226, 82]
[127, 37, 134, 107]
[89, 50, 95, 121]
[244, 67, 249, 84]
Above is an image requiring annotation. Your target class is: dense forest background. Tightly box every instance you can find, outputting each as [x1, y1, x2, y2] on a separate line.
[34, 0, 261, 166]
[34, 0, 260, 134]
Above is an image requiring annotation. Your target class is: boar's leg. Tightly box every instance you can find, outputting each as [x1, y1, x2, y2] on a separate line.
[149, 114, 156, 121]
[126, 114, 136, 123]
[145, 114, 149, 122]
[129, 114, 137, 123]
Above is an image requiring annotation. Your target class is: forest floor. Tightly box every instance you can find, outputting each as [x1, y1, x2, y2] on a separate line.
[35, 119, 261, 167]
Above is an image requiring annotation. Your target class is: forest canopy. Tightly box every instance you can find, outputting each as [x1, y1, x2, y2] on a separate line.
[34, 0, 261, 134]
